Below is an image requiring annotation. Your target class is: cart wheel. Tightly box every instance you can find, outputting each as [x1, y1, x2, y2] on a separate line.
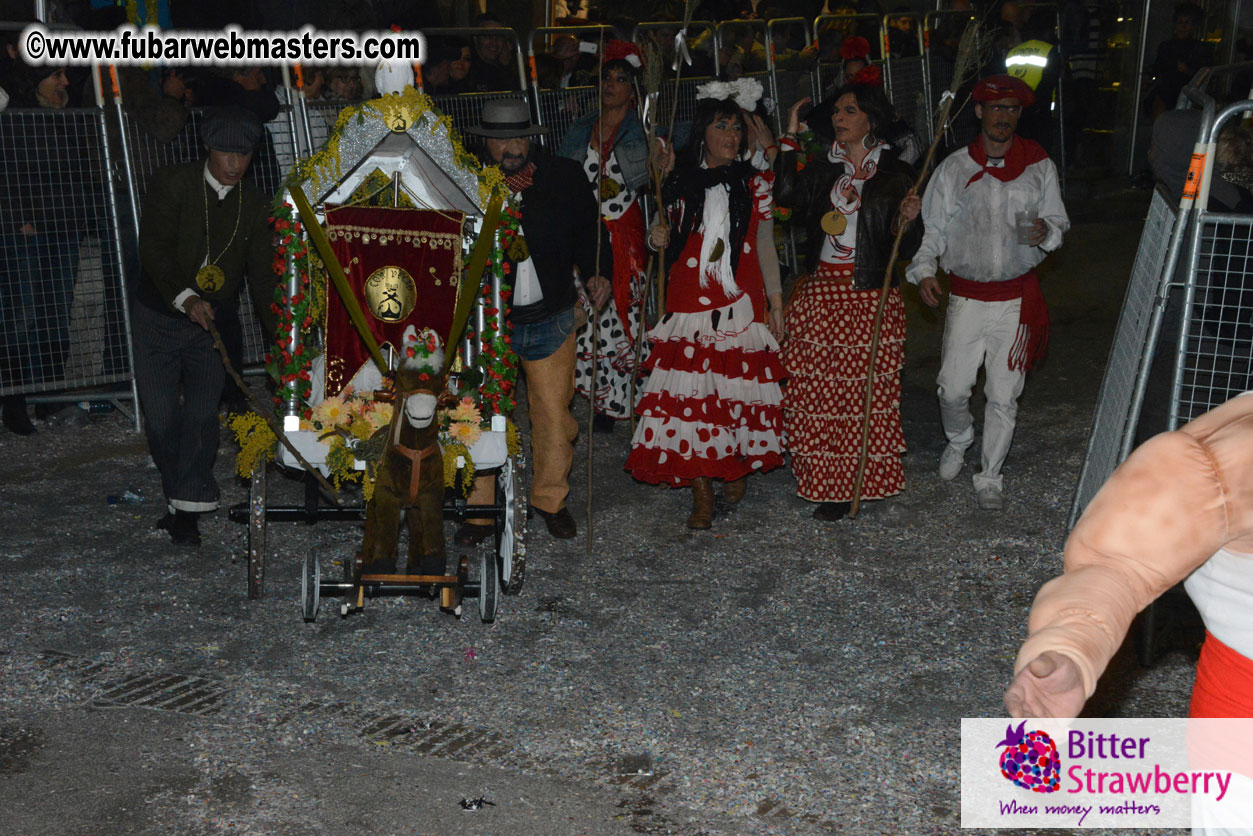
[498, 453, 527, 595]
[247, 463, 267, 599]
[301, 551, 321, 622]
[478, 548, 499, 623]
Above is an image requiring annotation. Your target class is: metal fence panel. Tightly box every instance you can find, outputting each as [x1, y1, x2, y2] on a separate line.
[885, 54, 931, 145]
[1068, 187, 1179, 526]
[0, 108, 130, 398]
[533, 86, 600, 150]
[1169, 212, 1253, 426]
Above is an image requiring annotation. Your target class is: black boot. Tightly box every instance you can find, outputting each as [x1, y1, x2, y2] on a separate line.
[813, 502, 851, 522]
[170, 510, 201, 546]
[2, 396, 35, 436]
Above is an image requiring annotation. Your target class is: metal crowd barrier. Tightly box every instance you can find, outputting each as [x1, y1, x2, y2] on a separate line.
[1068, 77, 1252, 528]
[882, 12, 932, 146]
[1167, 99, 1253, 428]
[528, 24, 613, 146]
[0, 106, 134, 413]
[812, 13, 882, 100]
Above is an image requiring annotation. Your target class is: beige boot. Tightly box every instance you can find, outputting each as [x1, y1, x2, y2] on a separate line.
[723, 477, 746, 504]
[687, 477, 715, 529]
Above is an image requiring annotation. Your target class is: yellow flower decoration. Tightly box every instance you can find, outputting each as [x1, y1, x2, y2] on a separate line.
[441, 442, 475, 496]
[229, 412, 277, 479]
[506, 419, 522, 457]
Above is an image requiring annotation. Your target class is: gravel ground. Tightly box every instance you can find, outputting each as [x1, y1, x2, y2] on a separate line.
[0, 177, 1200, 835]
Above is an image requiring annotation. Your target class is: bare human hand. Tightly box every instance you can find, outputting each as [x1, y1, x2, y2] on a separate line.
[186, 296, 215, 331]
[648, 225, 670, 251]
[586, 275, 612, 310]
[918, 276, 943, 308]
[1026, 218, 1048, 247]
[787, 96, 812, 135]
[1003, 651, 1087, 719]
[651, 137, 675, 179]
[767, 295, 784, 341]
[900, 189, 921, 222]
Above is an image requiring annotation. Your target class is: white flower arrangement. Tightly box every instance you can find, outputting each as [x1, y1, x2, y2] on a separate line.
[695, 77, 764, 111]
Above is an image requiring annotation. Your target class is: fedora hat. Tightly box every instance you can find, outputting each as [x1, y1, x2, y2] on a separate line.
[465, 98, 549, 138]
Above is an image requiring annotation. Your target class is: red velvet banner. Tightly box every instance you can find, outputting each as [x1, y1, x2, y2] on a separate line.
[322, 205, 464, 396]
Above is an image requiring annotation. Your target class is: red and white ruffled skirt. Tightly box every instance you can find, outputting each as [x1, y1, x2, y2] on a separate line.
[625, 292, 785, 486]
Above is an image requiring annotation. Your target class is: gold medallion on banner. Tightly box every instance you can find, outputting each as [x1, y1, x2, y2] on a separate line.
[820, 211, 847, 237]
[195, 264, 225, 293]
[365, 266, 417, 322]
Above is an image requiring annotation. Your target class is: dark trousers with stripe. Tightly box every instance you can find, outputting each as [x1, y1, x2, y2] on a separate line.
[131, 299, 233, 513]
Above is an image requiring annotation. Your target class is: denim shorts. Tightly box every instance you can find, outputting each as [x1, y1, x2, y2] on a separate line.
[511, 308, 575, 363]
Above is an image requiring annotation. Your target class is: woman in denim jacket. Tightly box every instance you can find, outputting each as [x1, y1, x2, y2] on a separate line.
[556, 40, 651, 432]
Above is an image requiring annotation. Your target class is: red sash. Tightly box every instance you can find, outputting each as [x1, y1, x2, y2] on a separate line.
[1190, 631, 1253, 718]
[949, 272, 1049, 372]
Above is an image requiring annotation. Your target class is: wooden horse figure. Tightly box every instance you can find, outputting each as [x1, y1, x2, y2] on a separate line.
[359, 326, 448, 577]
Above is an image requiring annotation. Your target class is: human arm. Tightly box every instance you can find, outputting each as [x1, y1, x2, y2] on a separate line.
[757, 215, 783, 339]
[1033, 158, 1070, 253]
[1005, 427, 1239, 718]
[773, 98, 813, 226]
[904, 159, 957, 295]
[138, 165, 193, 311]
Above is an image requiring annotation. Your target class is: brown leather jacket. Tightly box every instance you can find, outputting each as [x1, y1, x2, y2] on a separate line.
[774, 145, 923, 289]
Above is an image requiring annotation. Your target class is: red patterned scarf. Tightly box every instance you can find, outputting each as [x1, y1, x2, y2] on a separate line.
[965, 135, 1049, 188]
[504, 161, 536, 193]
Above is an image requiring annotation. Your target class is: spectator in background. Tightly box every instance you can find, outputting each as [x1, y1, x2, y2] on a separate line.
[469, 14, 517, 92]
[196, 66, 280, 124]
[1147, 1, 1213, 119]
[0, 62, 99, 433]
[323, 67, 363, 101]
[886, 8, 920, 58]
[424, 37, 473, 95]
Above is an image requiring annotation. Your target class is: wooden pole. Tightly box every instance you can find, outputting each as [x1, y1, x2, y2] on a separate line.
[848, 22, 978, 517]
[587, 28, 606, 554]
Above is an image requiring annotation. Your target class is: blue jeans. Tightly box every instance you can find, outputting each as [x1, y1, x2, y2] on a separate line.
[512, 308, 575, 363]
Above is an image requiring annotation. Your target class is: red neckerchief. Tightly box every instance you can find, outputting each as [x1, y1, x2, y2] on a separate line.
[965, 136, 1049, 188]
[504, 161, 536, 193]
[593, 118, 622, 163]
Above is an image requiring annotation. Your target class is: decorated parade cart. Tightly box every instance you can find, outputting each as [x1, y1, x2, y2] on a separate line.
[227, 87, 526, 623]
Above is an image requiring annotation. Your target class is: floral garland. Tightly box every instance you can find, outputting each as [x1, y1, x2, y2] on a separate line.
[267, 202, 318, 413]
[479, 202, 522, 416]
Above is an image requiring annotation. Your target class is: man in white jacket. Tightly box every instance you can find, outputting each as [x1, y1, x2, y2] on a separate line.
[906, 74, 1069, 510]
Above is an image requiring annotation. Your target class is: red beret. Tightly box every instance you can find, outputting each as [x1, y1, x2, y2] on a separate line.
[972, 74, 1035, 108]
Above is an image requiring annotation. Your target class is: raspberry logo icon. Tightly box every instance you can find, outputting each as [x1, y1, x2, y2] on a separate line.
[996, 721, 1061, 793]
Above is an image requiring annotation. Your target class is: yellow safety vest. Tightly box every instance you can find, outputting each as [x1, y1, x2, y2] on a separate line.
[1006, 40, 1052, 90]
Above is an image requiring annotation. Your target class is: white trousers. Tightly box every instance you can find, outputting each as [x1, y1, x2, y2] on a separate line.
[937, 295, 1026, 491]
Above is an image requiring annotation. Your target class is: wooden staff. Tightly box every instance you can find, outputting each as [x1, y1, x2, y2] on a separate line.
[650, 1, 698, 319]
[587, 28, 607, 554]
[848, 21, 980, 518]
[205, 318, 339, 501]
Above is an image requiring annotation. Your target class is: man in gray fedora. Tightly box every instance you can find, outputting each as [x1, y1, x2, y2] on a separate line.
[458, 98, 612, 542]
[132, 106, 277, 546]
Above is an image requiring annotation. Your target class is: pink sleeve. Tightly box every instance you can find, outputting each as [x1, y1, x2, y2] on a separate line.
[1015, 429, 1232, 698]
[752, 171, 774, 221]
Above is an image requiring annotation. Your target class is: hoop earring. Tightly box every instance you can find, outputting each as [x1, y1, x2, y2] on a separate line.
[863, 133, 877, 150]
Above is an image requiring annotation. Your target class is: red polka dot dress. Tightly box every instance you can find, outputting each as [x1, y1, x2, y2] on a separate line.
[625, 171, 785, 486]
[781, 266, 907, 502]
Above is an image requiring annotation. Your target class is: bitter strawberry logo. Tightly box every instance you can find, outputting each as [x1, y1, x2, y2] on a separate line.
[996, 721, 1061, 793]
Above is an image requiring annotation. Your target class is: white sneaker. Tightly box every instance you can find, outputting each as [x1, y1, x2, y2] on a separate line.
[938, 444, 965, 481]
[977, 485, 1003, 510]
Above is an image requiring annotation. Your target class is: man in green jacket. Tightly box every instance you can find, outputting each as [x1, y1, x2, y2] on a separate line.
[133, 106, 276, 546]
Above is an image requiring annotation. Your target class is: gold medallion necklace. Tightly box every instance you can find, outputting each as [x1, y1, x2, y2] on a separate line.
[195, 175, 243, 294]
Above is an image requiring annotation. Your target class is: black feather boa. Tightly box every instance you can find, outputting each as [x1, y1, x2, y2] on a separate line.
[660, 160, 757, 276]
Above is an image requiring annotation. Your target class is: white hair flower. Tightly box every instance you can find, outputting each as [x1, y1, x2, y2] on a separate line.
[696, 77, 764, 111]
